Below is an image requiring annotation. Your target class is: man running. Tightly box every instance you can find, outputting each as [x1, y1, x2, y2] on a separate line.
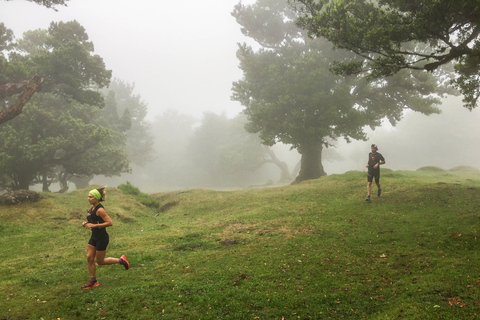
[366, 144, 385, 201]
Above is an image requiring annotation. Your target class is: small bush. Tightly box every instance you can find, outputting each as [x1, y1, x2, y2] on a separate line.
[118, 181, 159, 210]
[416, 166, 446, 172]
[0, 190, 42, 205]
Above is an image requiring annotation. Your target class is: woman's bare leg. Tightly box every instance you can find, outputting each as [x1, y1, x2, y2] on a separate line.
[95, 250, 120, 265]
[86, 244, 97, 278]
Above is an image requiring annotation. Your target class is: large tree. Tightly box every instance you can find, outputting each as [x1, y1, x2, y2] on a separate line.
[291, 0, 480, 109]
[231, 0, 443, 183]
[1, 20, 111, 124]
[0, 21, 129, 191]
[0, 94, 129, 191]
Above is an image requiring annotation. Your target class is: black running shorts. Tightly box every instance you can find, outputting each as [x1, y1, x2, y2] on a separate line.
[367, 173, 380, 184]
[88, 233, 109, 251]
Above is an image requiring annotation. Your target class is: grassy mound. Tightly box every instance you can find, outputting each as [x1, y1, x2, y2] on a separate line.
[117, 181, 160, 211]
[449, 166, 480, 173]
[416, 166, 447, 172]
[1, 170, 480, 319]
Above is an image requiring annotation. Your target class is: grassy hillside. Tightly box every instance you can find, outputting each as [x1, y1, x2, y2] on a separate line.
[1, 168, 480, 319]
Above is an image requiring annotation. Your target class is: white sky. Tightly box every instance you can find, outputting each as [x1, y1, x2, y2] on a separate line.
[1, 0, 256, 120]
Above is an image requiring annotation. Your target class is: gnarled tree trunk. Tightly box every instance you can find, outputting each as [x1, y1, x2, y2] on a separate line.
[0, 75, 44, 125]
[292, 141, 326, 184]
[264, 146, 293, 184]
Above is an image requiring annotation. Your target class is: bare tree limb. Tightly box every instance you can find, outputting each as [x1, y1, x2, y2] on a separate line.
[0, 75, 43, 125]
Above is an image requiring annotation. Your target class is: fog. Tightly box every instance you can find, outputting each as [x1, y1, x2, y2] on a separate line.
[2, 1, 480, 193]
[328, 95, 480, 174]
[90, 95, 480, 193]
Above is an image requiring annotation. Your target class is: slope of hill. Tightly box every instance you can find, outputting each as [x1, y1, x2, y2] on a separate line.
[1, 168, 479, 319]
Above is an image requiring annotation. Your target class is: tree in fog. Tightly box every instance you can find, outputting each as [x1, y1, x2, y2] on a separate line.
[15, 21, 111, 106]
[0, 3, 90, 125]
[0, 94, 130, 191]
[187, 112, 291, 187]
[0, 21, 129, 191]
[0, 2, 87, 125]
[147, 110, 197, 188]
[1, 20, 110, 125]
[102, 79, 153, 167]
[231, 0, 444, 183]
[292, 0, 479, 109]
[0, 23, 17, 81]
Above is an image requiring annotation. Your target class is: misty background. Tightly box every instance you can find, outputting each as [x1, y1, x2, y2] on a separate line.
[2, 1, 479, 193]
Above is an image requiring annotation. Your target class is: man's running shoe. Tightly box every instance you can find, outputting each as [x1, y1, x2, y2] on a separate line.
[120, 254, 130, 270]
[81, 280, 99, 289]
[377, 189, 382, 197]
[366, 196, 371, 201]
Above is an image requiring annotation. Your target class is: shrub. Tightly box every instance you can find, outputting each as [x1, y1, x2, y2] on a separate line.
[416, 166, 446, 172]
[0, 190, 42, 205]
[117, 181, 159, 210]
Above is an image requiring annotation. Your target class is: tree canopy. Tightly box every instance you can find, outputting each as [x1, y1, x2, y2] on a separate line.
[0, 20, 111, 125]
[131, 110, 290, 190]
[102, 79, 154, 167]
[0, 93, 130, 191]
[0, 21, 129, 192]
[291, 0, 480, 109]
[1, 3, 80, 125]
[17, 20, 112, 107]
[231, 0, 443, 183]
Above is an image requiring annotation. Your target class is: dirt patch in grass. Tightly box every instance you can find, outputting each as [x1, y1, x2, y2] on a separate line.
[70, 211, 83, 219]
[159, 201, 178, 212]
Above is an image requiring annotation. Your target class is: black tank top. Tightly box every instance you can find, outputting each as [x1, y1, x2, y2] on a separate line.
[87, 203, 108, 237]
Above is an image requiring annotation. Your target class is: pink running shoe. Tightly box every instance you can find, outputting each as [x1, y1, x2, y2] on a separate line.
[81, 280, 99, 289]
[120, 254, 130, 270]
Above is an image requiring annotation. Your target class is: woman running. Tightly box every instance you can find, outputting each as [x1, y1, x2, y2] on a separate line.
[81, 186, 130, 289]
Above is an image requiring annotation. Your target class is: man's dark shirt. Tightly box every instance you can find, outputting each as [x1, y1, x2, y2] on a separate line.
[367, 152, 385, 176]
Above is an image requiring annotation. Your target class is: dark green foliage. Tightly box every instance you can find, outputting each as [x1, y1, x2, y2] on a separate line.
[13, 20, 111, 107]
[0, 93, 130, 191]
[0, 23, 14, 53]
[232, 0, 442, 183]
[0, 21, 129, 191]
[293, 0, 480, 109]
[118, 181, 159, 210]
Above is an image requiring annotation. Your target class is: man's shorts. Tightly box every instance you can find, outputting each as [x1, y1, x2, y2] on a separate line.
[88, 233, 109, 251]
[367, 173, 380, 184]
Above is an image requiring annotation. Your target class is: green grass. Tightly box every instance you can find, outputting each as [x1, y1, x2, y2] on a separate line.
[1, 168, 480, 319]
[118, 181, 160, 210]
